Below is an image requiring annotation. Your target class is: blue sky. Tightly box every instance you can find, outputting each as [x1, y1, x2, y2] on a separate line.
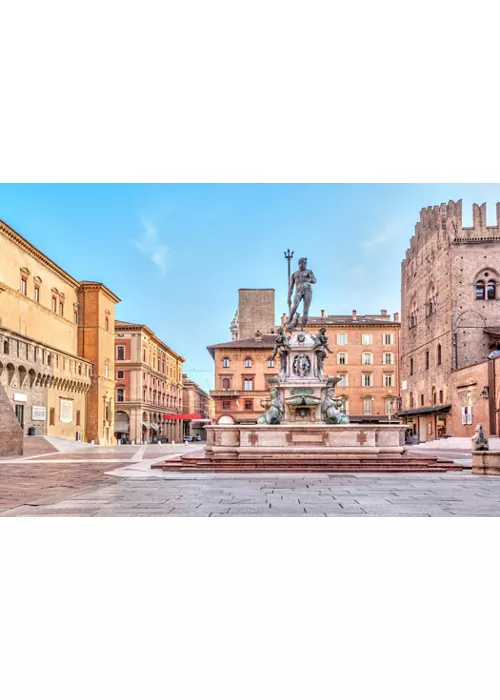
[1, 184, 499, 391]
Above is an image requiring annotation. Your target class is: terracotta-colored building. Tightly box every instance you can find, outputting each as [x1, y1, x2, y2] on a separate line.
[399, 200, 500, 441]
[0, 217, 119, 444]
[114, 321, 185, 443]
[182, 374, 215, 439]
[208, 293, 400, 424]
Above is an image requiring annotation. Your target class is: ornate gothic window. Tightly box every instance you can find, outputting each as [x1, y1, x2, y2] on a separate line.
[244, 357, 253, 368]
[487, 281, 496, 300]
[476, 280, 485, 300]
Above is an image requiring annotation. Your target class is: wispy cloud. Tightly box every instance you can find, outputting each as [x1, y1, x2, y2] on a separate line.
[362, 221, 401, 251]
[132, 220, 169, 275]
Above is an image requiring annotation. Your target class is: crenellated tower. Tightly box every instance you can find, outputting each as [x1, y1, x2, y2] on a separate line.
[400, 200, 500, 441]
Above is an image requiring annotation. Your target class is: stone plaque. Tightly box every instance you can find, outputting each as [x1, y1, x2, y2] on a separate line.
[60, 399, 73, 423]
[13, 392, 27, 402]
[32, 406, 46, 421]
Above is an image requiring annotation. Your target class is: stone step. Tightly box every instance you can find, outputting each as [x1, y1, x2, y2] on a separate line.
[152, 457, 461, 473]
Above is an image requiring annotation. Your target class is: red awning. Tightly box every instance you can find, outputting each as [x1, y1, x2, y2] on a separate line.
[163, 413, 201, 420]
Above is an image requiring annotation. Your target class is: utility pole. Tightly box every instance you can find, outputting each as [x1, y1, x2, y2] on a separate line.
[284, 249, 294, 317]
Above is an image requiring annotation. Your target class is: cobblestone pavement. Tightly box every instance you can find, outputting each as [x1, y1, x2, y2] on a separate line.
[2, 471, 500, 517]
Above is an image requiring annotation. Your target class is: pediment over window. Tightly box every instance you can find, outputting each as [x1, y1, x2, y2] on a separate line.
[20, 266, 30, 276]
[33, 276, 42, 284]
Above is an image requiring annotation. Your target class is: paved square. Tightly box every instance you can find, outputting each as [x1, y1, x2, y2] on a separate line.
[2, 439, 500, 516]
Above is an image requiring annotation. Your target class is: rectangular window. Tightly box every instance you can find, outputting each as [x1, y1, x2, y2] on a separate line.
[244, 400, 253, 411]
[244, 379, 253, 391]
[52, 296, 57, 313]
[338, 374, 348, 388]
[337, 334, 347, 345]
[462, 406, 473, 425]
[384, 333, 393, 345]
[59, 302, 64, 317]
[20, 277, 27, 296]
[117, 388, 124, 402]
[420, 394, 425, 407]
[76, 410, 81, 425]
[363, 374, 372, 387]
[384, 398, 394, 414]
[363, 399, 372, 415]
[117, 370, 124, 379]
[338, 353, 347, 365]
[117, 346, 125, 360]
[267, 359, 274, 368]
[439, 390, 443, 403]
[34, 285, 40, 303]
[384, 374, 394, 387]
[222, 401, 230, 410]
[49, 407, 55, 425]
[362, 334, 372, 345]
[362, 353, 372, 364]
[73, 308, 78, 324]
[384, 353, 393, 365]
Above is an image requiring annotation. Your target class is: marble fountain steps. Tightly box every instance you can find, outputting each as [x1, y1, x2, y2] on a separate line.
[151, 453, 461, 473]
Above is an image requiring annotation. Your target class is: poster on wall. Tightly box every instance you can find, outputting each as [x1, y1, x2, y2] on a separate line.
[32, 406, 47, 421]
[60, 399, 73, 423]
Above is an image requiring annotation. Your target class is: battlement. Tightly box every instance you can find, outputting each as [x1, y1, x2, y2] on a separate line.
[404, 200, 500, 264]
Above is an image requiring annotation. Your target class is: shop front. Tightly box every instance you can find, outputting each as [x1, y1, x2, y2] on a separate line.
[397, 404, 451, 443]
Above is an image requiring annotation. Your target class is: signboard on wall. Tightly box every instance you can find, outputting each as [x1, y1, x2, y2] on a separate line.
[60, 399, 73, 423]
[32, 406, 46, 421]
[13, 393, 27, 402]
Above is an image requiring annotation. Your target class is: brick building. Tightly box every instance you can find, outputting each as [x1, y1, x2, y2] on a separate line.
[114, 321, 184, 443]
[182, 374, 215, 439]
[0, 217, 119, 444]
[209, 289, 400, 424]
[399, 200, 500, 441]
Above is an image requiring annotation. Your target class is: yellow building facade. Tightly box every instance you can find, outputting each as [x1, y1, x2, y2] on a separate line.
[0, 218, 120, 444]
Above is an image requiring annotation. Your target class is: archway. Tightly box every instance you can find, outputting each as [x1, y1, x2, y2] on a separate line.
[114, 411, 130, 443]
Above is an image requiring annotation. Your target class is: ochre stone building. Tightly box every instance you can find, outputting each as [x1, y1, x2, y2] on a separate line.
[114, 321, 185, 443]
[399, 200, 500, 441]
[209, 289, 400, 424]
[182, 374, 215, 439]
[0, 217, 120, 444]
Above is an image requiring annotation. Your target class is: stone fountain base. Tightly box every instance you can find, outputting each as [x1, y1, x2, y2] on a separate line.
[205, 423, 406, 459]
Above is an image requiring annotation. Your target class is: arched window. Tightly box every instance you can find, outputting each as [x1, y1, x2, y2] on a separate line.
[476, 280, 485, 300]
[487, 281, 496, 300]
[362, 352, 372, 365]
[3, 340, 8, 355]
[410, 392, 414, 408]
[267, 358, 274, 368]
[432, 387, 437, 405]
[410, 358, 414, 376]
[222, 378, 230, 390]
[425, 350, 429, 370]
[222, 357, 230, 368]
[244, 357, 252, 368]
[437, 344, 442, 365]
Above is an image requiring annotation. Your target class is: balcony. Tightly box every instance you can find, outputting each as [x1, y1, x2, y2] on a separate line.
[210, 389, 240, 398]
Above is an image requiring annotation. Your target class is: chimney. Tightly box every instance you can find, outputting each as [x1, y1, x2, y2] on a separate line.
[380, 309, 388, 316]
[321, 309, 325, 318]
[394, 312, 399, 322]
[352, 310, 357, 320]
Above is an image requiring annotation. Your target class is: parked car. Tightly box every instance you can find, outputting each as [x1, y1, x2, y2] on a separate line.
[183, 435, 194, 442]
